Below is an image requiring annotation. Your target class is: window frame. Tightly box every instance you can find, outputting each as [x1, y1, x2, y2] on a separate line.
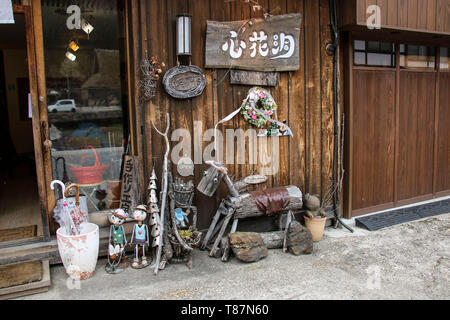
[353, 40, 396, 68]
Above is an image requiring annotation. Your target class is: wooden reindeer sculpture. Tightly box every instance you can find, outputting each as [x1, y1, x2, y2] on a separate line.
[198, 161, 303, 261]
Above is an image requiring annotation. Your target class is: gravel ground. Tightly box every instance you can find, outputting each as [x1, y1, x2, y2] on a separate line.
[20, 213, 450, 300]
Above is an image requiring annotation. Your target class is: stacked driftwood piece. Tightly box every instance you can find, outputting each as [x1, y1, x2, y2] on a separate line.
[198, 161, 312, 262]
[167, 175, 201, 269]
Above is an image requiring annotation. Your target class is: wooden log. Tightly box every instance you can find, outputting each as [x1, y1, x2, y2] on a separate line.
[259, 223, 313, 255]
[231, 186, 303, 219]
[259, 231, 286, 249]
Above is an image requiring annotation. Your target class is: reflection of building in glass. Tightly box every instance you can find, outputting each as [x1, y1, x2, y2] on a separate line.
[41, 0, 126, 214]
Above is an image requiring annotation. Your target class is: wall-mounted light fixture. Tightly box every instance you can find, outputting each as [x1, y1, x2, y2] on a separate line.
[176, 14, 192, 56]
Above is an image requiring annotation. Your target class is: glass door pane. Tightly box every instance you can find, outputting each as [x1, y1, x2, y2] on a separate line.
[41, 1, 126, 216]
[400, 44, 436, 70]
[440, 47, 449, 70]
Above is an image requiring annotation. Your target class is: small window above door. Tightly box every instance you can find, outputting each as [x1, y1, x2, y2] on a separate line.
[400, 44, 436, 70]
[353, 40, 395, 68]
[440, 47, 449, 70]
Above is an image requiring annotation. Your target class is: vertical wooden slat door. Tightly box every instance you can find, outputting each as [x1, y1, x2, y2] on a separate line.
[347, 44, 450, 217]
[436, 72, 450, 194]
[351, 70, 396, 214]
[397, 72, 436, 202]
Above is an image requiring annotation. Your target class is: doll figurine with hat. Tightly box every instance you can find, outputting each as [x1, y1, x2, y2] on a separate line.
[130, 205, 150, 269]
[106, 208, 129, 274]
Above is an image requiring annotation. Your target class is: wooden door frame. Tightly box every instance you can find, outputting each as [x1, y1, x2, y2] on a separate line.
[343, 31, 449, 218]
[10, 1, 54, 241]
[26, 0, 136, 236]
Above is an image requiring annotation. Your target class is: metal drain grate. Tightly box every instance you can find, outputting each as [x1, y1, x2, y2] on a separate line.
[355, 199, 450, 231]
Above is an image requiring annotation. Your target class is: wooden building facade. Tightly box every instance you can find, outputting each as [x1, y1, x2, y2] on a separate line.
[126, 0, 339, 229]
[339, 0, 450, 217]
[0, 0, 449, 298]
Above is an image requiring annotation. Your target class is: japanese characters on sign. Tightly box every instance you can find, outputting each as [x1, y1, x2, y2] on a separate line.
[120, 155, 139, 214]
[205, 14, 302, 72]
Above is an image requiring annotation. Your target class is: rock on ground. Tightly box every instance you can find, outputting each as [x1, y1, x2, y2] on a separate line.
[229, 232, 268, 263]
[287, 221, 313, 255]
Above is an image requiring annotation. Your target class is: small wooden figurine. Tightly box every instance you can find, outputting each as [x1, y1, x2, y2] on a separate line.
[106, 208, 129, 274]
[130, 205, 150, 269]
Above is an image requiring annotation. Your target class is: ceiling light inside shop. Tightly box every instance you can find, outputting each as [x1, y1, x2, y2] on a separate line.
[65, 51, 77, 61]
[69, 40, 79, 51]
[81, 19, 94, 35]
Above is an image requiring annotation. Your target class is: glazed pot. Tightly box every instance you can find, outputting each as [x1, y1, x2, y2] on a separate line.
[304, 217, 327, 242]
[57, 222, 99, 280]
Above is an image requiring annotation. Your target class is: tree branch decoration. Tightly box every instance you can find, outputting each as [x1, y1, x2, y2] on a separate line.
[139, 56, 165, 103]
[151, 113, 170, 275]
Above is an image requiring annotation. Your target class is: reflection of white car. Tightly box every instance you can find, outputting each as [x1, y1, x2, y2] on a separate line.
[48, 99, 77, 113]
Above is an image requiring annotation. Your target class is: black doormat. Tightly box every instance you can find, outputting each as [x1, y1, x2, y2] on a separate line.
[355, 199, 450, 231]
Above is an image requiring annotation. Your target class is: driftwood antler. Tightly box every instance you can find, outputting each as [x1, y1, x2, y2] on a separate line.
[151, 113, 170, 275]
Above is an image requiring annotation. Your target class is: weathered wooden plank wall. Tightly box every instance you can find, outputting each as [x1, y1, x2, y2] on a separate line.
[127, 0, 336, 229]
[352, 0, 450, 33]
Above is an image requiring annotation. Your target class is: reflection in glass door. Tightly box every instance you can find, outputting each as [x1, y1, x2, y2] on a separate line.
[41, 1, 127, 219]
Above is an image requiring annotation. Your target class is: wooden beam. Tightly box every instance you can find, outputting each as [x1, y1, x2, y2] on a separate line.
[0, 261, 42, 289]
[0, 260, 50, 300]
[24, 1, 53, 239]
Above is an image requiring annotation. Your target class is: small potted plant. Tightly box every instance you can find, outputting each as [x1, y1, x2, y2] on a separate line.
[303, 194, 327, 242]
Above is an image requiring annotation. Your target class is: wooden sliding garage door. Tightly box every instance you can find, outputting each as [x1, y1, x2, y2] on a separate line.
[345, 40, 450, 217]
[351, 69, 396, 214]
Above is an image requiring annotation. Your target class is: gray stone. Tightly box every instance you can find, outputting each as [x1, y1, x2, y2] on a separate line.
[229, 232, 268, 263]
[287, 221, 313, 255]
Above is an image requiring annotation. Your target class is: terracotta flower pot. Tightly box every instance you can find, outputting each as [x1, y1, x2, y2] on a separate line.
[304, 217, 327, 242]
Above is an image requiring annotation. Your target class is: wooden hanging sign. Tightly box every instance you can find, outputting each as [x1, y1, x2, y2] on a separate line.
[230, 70, 280, 86]
[119, 155, 140, 214]
[205, 13, 302, 72]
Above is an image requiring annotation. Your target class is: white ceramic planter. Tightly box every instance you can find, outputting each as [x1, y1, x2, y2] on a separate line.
[57, 222, 99, 280]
